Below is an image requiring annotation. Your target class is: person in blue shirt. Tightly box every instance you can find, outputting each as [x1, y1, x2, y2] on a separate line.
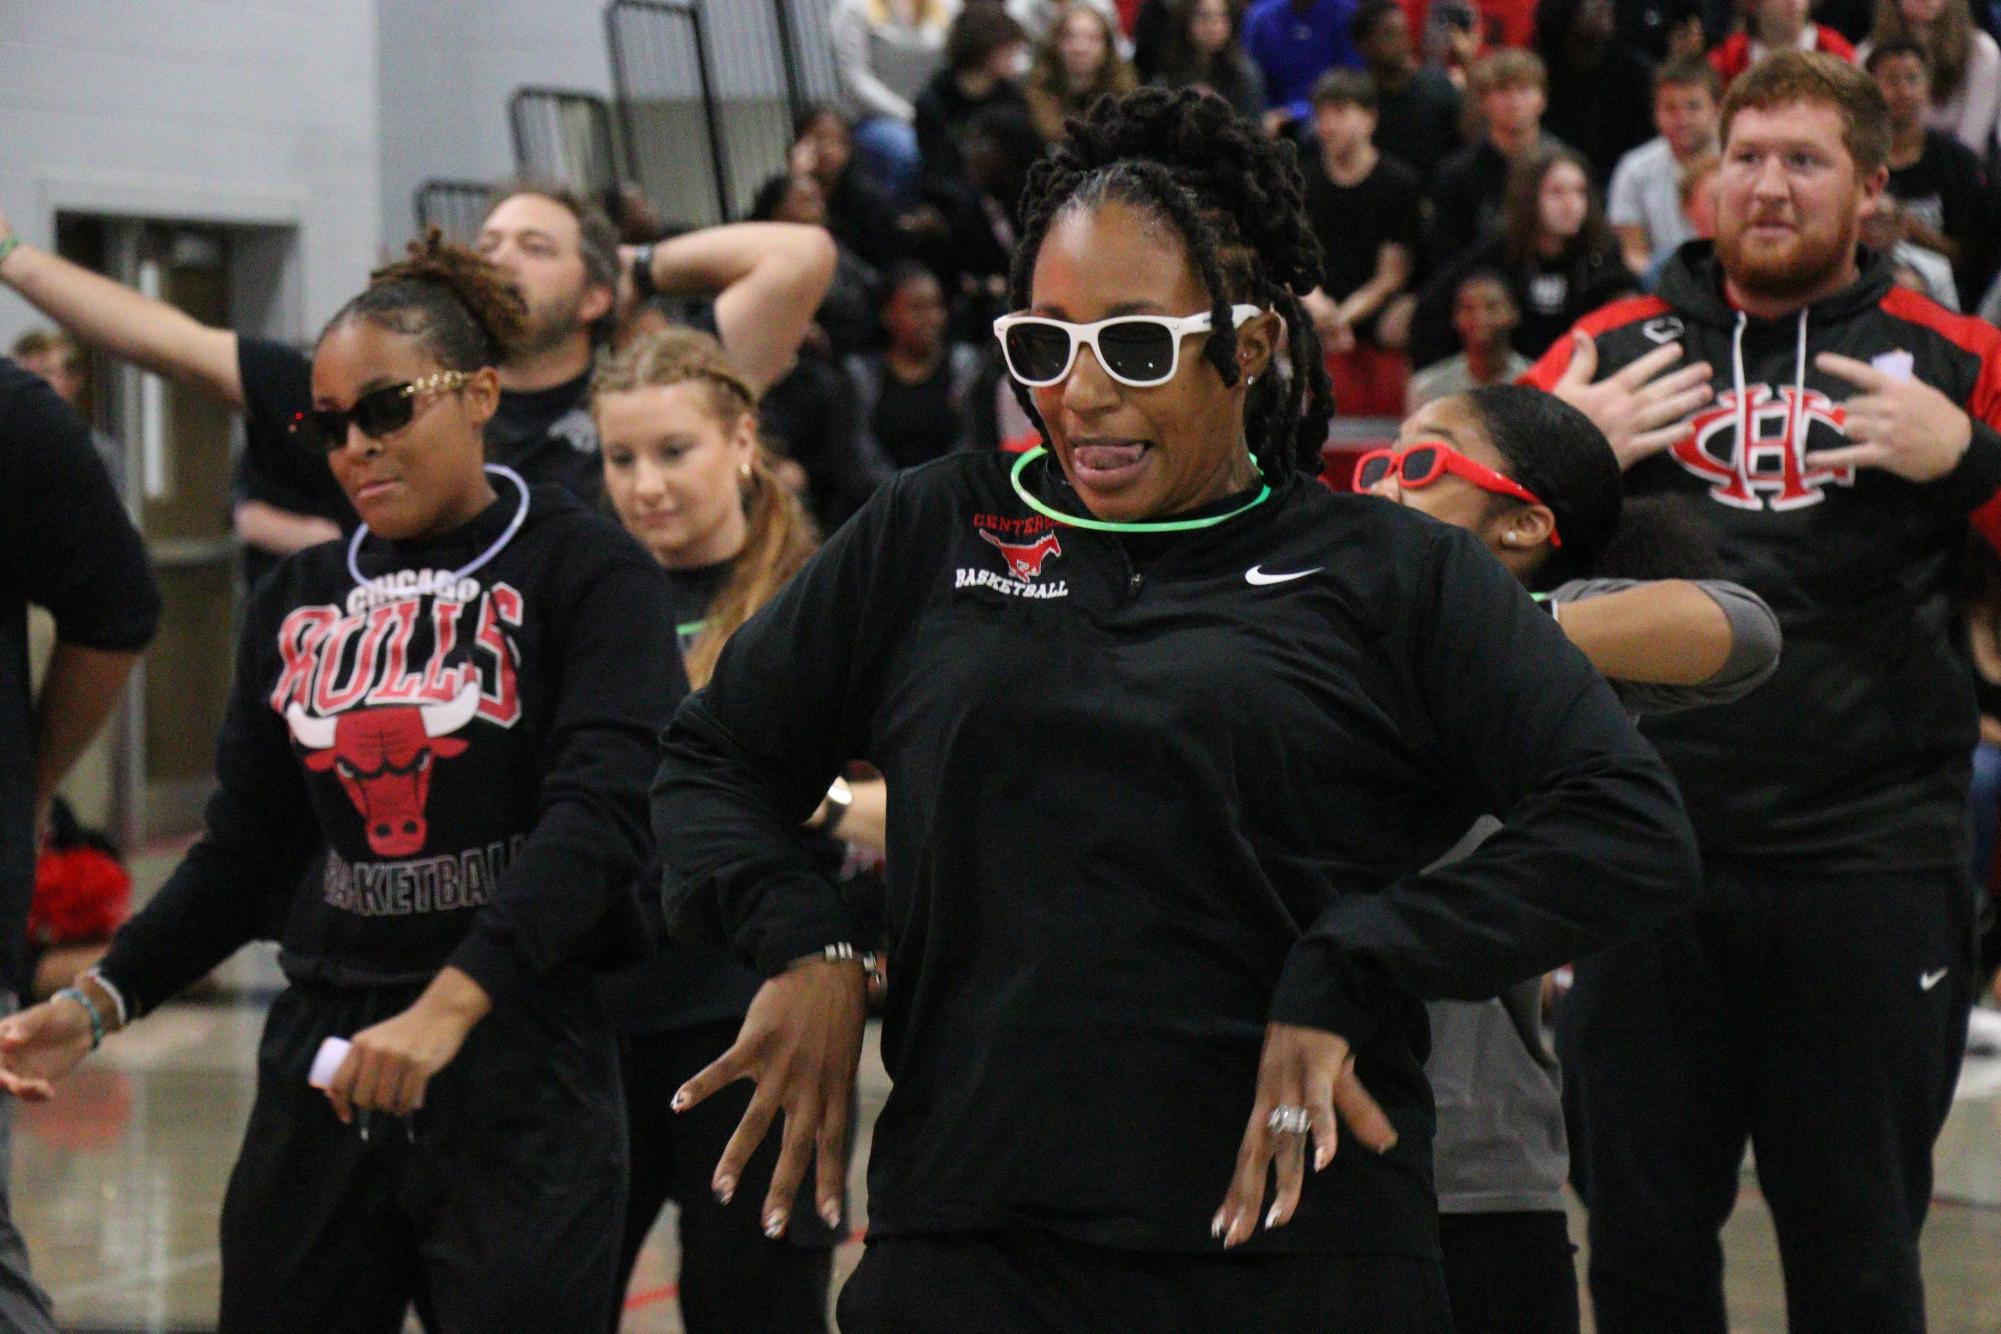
[1243, 0, 1366, 131]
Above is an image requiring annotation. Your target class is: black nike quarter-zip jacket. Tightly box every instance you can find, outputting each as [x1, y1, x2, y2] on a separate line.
[655, 450, 1698, 1258]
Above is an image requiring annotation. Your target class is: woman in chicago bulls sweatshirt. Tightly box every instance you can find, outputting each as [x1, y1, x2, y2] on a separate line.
[0, 238, 676, 1331]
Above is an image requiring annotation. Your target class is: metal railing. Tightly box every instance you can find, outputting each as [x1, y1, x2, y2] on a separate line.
[413, 179, 495, 244]
[605, 0, 729, 227]
[508, 87, 621, 200]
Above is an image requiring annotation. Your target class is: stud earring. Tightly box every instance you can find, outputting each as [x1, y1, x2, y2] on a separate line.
[740, 461, 753, 481]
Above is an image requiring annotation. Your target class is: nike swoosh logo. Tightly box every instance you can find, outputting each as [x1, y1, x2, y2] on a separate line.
[1246, 565, 1322, 586]
[1921, 968, 1949, 991]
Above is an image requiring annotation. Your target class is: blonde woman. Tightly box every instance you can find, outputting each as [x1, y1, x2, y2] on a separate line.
[591, 328, 884, 1333]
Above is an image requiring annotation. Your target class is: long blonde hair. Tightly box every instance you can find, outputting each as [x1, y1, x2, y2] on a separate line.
[592, 328, 819, 687]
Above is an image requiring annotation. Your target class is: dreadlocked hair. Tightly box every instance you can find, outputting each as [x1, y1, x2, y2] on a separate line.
[1005, 86, 1335, 482]
[592, 327, 820, 688]
[321, 228, 528, 370]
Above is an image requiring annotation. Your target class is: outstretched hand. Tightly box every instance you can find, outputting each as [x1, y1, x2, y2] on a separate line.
[1549, 333, 1714, 471]
[1806, 352, 1973, 483]
[0, 998, 95, 1101]
[672, 957, 867, 1238]
[1212, 1021, 1397, 1248]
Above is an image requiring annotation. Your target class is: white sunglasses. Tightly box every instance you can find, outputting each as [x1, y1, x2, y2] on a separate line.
[992, 304, 1263, 388]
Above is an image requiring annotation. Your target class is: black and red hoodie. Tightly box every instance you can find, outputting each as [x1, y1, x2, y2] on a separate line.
[1524, 243, 2001, 872]
[99, 485, 679, 1015]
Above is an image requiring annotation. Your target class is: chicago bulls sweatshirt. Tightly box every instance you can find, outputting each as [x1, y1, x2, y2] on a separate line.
[1522, 244, 2001, 871]
[99, 484, 679, 1016]
[655, 451, 1699, 1256]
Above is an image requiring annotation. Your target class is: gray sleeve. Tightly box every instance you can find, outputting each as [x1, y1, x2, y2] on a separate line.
[1549, 577, 1781, 715]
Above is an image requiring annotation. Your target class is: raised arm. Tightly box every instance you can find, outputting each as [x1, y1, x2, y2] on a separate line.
[0, 207, 243, 409]
[1550, 577, 1781, 707]
[625, 223, 837, 394]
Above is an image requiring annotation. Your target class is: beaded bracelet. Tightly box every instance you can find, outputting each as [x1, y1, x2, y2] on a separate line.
[53, 985, 105, 1052]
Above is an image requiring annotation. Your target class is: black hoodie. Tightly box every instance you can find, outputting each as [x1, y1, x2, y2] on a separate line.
[1525, 242, 2001, 871]
[654, 450, 1698, 1256]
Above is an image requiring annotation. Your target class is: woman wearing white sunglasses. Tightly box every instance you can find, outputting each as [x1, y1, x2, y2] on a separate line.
[655, 87, 1699, 1330]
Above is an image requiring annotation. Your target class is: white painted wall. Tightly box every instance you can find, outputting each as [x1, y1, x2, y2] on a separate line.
[375, 0, 798, 243]
[376, 0, 614, 249]
[0, 0, 380, 345]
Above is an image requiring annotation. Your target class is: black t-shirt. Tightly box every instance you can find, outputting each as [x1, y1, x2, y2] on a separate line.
[236, 338, 357, 588]
[1372, 68, 1464, 188]
[485, 369, 605, 503]
[1887, 131, 1997, 300]
[1542, 45, 1658, 190]
[874, 356, 966, 470]
[1303, 153, 1423, 312]
[0, 359, 161, 994]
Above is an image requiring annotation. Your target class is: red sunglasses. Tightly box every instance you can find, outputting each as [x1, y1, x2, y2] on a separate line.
[1355, 442, 1562, 548]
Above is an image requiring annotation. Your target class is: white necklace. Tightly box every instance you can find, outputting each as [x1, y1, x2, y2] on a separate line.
[346, 465, 531, 589]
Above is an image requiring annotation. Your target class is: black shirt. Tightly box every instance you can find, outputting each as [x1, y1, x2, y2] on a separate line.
[1302, 152, 1423, 319]
[656, 451, 1698, 1254]
[1540, 44, 1658, 190]
[1372, 67, 1464, 187]
[914, 71, 1031, 188]
[1408, 231, 1635, 368]
[0, 359, 161, 994]
[872, 356, 965, 470]
[1886, 130, 1998, 303]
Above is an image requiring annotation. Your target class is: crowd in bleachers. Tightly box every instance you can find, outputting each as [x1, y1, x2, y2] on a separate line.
[753, 0, 2001, 493]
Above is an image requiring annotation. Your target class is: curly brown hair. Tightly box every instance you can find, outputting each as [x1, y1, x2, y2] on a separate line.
[321, 228, 528, 369]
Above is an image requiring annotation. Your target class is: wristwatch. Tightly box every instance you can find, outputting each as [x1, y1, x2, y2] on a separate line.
[629, 242, 657, 300]
[814, 777, 853, 834]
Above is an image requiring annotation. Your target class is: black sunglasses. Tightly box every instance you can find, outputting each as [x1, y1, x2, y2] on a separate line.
[290, 371, 473, 454]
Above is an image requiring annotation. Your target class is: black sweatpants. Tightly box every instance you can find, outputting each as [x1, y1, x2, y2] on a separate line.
[1438, 1211, 1580, 1334]
[217, 974, 626, 1333]
[1559, 862, 1977, 1334]
[834, 1230, 1454, 1333]
[612, 1019, 836, 1333]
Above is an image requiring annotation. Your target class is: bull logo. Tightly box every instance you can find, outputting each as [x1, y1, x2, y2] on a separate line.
[285, 684, 481, 857]
[1672, 385, 1852, 512]
[979, 529, 1063, 581]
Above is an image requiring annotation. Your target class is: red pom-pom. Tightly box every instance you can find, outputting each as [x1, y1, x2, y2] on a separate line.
[29, 847, 132, 944]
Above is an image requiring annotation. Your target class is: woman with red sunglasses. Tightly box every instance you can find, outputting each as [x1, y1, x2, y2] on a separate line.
[0, 238, 676, 1330]
[1364, 382, 1781, 1334]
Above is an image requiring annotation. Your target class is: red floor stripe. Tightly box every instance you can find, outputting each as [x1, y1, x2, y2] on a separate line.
[623, 1228, 868, 1311]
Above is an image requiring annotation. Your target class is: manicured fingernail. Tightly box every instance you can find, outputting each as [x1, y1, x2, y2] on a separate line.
[670, 1090, 689, 1112]
[1314, 1144, 1332, 1171]
[764, 1211, 787, 1238]
[714, 1176, 734, 1204]
[1210, 1210, 1227, 1239]
[1265, 1204, 1282, 1230]
[1378, 1134, 1398, 1154]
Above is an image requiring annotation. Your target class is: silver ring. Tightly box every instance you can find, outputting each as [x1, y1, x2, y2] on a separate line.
[1267, 1104, 1312, 1136]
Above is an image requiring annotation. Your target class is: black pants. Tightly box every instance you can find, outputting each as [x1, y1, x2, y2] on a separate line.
[834, 1231, 1454, 1333]
[611, 1020, 836, 1333]
[1437, 1211, 1579, 1334]
[1559, 862, 1977, 1334]
[217, 976, 626, 1333]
